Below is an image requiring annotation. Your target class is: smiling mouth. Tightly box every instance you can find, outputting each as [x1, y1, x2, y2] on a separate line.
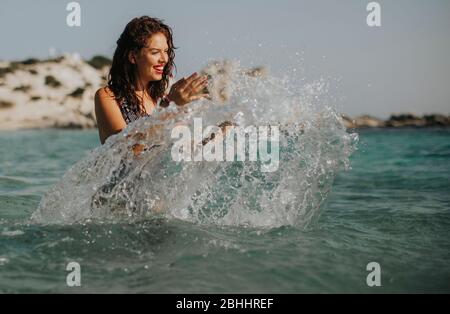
[153, 66, 164, 73]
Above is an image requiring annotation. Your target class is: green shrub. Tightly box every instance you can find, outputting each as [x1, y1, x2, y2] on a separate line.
[21, 58, 40, 65]
[14, 85, 31, 92]
[45, 75, 62, 88]
[0, 100, 14, 109]
[0, 67, 13, 78]
[8, 62, 22, 71]
[47, 56, 64, 63]
[87, 55, 112, 70]
[68, 87, 85, 98]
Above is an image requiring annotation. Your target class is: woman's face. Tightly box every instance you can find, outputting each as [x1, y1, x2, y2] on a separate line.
[131, 32, 169, 82]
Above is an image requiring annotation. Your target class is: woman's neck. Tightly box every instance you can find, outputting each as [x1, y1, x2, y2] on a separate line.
[133, 77, 149, 92]
[134, 77, 156, 106]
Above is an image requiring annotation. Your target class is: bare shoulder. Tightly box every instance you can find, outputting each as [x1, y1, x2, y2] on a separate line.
[95, 86, 122, 118]
[95, 86, 127, 144]
[95, 86, 116, 105]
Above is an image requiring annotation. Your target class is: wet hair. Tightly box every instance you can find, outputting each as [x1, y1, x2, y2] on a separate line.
[108, 16, 176, 114]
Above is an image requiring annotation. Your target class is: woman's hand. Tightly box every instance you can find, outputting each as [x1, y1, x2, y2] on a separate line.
[167, 72, 209, 106]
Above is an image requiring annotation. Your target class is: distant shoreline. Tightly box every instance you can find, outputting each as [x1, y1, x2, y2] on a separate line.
[1, 55, 449, 130]
[341, 113, 450, 129]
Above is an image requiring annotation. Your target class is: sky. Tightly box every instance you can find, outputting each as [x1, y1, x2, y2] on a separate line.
[1, 0, 449, 118]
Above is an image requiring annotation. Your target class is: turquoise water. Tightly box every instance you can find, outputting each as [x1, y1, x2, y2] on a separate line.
[0, 128, 449, 293]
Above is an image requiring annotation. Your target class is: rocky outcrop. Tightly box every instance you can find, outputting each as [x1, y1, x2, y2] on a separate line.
[0, 54, 110, 130]
[423, 114, 450, 126]
[342, 113, 450, 129]
[341, 114, 385, 128]
[385, 113, 427, 127]
[386, 113, 450, 127]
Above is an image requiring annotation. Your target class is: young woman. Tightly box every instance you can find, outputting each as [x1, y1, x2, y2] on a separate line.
[95, 16, 209, 144]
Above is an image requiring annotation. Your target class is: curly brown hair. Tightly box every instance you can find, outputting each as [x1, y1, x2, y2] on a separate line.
[108, 16, 176, 114]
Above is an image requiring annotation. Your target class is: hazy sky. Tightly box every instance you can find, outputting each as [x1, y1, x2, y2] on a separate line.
[1, 0, 449, 118]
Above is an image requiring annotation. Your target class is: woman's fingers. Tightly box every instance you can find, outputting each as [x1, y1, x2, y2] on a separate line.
[173, 73, 200, 95]
[172, 77, 185, 89]
[173, 73, 206, 91]
[181, 72, 199, 88]
[187, 78, 208, 97]
[168, 73, 210, 106]
[191, 76, 208, 90]
[189, 93, 210, 102]
[203, 94, 212, 100]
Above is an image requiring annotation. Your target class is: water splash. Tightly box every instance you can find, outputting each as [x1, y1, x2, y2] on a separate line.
[32, 63, 358, 228]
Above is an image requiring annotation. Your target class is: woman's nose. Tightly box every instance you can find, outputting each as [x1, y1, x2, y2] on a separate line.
[159, 53, 168, 64]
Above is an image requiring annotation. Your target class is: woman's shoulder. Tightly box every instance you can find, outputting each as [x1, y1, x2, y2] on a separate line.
[95, 86, 117, 102]
[94, 86, 127, 143]
[95, 86, 124, 111]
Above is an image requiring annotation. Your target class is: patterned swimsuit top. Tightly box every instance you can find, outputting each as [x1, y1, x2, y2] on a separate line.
[118, 98, 151, 125]
[118, 77, 174, 124]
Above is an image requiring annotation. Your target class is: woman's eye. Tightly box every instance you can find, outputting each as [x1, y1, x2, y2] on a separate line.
[150, 50, 168, 56]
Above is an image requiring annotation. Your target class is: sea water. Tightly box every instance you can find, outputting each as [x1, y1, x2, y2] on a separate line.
[0, 70, 449, 293]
